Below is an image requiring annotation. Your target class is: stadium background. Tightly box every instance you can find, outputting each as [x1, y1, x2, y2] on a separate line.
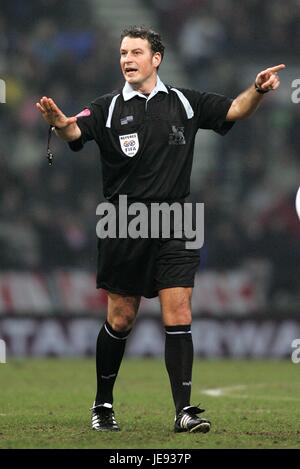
[1, 0, 300, 360]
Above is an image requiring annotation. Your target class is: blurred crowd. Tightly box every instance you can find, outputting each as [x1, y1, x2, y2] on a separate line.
[151, 0, 300, 64]
[1, 0, 300, 308]
[0, 0, 120, 271]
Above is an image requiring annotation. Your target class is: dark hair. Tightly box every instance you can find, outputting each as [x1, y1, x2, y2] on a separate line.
[120, 26, 165, 62]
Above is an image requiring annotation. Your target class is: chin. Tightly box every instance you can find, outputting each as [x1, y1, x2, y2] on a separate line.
[123, 72, 142, 85]
[127, 77, 140, 85]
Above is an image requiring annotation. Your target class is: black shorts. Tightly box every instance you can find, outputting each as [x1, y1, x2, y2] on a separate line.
[96, 235, 200, 298]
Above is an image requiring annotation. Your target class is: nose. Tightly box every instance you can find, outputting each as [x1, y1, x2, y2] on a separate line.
[124, 51, 135, 61]
[123, 57, 135, 68]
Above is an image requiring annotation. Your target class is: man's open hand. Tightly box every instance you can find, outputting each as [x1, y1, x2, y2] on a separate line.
[36, 97, 77, 129]
[255, 64, 286, 92]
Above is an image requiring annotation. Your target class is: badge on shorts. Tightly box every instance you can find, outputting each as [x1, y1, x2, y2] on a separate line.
[119, 133, 139, 157]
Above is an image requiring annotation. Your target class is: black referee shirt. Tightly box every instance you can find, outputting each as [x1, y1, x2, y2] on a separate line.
[69, 76, 234, 202]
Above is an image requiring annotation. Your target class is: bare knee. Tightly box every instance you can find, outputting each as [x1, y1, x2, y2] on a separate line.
[109, 307, 136, 332]
[159, 287, 192, 326]
[107, 293, 140, 332]
[165, 307, 191, 326]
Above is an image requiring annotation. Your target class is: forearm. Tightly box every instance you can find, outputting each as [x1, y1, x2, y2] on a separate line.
[226, 64, 285, 121]
[227, 83, 264, 121]
[54, 122, 82, 142]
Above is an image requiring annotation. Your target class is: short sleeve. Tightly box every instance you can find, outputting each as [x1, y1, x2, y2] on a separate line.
[180, 89, 235, 136]
[68, 104, 101, 152]
[196, 92, 235, 135]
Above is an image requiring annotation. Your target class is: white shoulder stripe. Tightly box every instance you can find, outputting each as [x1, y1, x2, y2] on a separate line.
[105, 94, 120, 128]
[171, 88, 194, 119]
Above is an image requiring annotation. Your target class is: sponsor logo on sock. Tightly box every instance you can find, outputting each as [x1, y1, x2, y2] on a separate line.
[101, 373, 117, 379]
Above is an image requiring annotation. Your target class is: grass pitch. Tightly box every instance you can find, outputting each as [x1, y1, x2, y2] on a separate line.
[0, 358, 300, 449]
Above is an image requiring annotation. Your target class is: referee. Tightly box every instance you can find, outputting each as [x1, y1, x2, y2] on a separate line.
[37, 26, 285, 433]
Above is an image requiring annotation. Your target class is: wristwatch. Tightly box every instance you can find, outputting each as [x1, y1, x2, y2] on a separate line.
[254, 81, 270, 94]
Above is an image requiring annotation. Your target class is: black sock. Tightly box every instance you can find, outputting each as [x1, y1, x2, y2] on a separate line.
[95, 320, 131, 406]
[165, 324, 193, 415]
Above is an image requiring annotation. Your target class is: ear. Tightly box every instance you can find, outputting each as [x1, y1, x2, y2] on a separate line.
[152, 52, 162, 69]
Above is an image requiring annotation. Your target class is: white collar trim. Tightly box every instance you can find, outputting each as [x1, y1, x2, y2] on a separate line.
[122, 76, 168, 102]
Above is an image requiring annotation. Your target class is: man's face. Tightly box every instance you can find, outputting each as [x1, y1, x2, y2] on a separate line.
[120, 36, 161, 87]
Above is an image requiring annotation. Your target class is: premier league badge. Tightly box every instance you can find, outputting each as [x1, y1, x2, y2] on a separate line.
[119, 133, 139, 157]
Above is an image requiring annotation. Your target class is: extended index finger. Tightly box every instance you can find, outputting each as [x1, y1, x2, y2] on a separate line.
[267, 64, 286, 73]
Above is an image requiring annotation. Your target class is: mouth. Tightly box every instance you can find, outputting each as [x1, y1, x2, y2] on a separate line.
[124, 67, 138, 75]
